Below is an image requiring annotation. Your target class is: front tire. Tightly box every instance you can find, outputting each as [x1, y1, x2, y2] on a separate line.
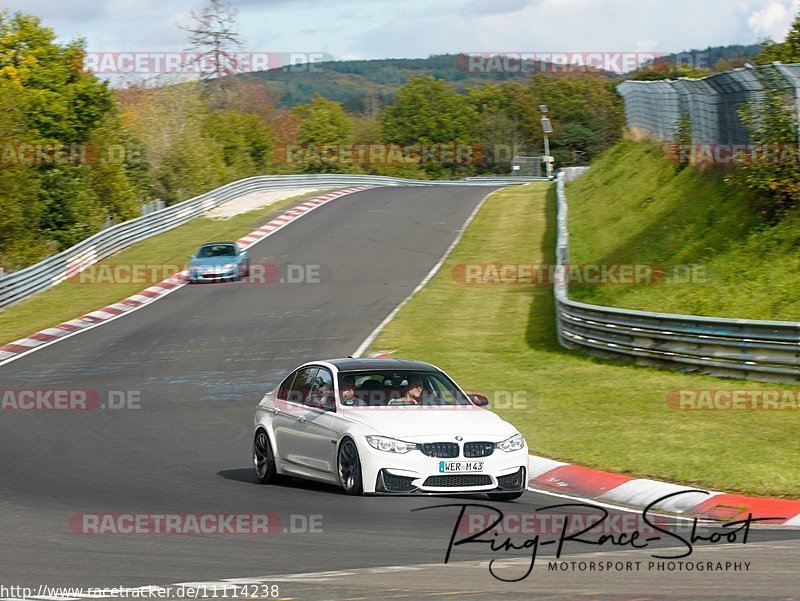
[337, 438, 363, 495]
[487, 491, 525, 502]
[253, 430, 279, 484]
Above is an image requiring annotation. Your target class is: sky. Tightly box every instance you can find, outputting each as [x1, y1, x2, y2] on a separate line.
[1, 0, 799, 62]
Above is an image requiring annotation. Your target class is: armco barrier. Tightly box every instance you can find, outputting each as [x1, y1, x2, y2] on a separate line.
[555, 171, 800, 383]
[0, 174, 541, 310]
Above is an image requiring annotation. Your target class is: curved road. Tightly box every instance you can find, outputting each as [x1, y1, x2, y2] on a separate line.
[1, 186, 797, 599]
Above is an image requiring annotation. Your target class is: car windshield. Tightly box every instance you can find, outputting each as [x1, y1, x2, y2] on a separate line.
[337, 370, 472, 407]
[197, 244, 236, 258]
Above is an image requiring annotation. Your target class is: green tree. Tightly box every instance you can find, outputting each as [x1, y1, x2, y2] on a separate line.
[511, 75, 624, 167]
[0, 11, 140, 267]
[291, 96, 353, 173]
[733, 69, 800, 219]
[467, 83, 531, 172]
[0, 166, 44, 269]
[630, 63, 711, 80]
[733, 11, 800, 218]
[37, 167, 105, 249]
[294, 95, 351, 146]
[86, 111, 141, 223]
[203, 109, 275, 179]
[122, 82, 224, 203]
[0, 12, 114, 143]
[382, 75, 477, 144]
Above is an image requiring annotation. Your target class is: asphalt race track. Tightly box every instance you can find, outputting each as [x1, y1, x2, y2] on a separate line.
[1, 186, 799, 600]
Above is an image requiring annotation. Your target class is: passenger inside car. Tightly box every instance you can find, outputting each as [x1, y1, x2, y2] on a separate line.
[339, 376, 364, 406]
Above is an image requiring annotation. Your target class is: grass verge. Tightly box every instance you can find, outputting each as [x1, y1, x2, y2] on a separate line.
[566, 139, 800, 320]
[0, 190, 322, 346]
[370, 182, 800, 498]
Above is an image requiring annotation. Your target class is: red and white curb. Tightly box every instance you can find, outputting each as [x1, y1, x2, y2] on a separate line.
[527, 454, 800, 525]
[0, 186, 372, 367]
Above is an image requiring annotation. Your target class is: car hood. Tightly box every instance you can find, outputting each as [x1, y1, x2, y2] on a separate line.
[190, 256, 238, 267]
[343, 406, 518, 440]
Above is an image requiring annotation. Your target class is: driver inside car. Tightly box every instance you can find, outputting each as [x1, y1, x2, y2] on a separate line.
[389, 376, 423, 405]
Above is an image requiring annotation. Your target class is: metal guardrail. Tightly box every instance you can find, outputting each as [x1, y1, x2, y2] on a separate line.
[0, 174, 542, 310]
[554, 171, 800, 383]
[560, 166, 590, 182]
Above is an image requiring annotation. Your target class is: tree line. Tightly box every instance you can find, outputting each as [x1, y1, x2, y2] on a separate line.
[0, 10, 624, 271]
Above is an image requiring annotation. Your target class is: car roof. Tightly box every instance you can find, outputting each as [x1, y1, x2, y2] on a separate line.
[313, 358, 439, 372]
[199, 241, 238, 247]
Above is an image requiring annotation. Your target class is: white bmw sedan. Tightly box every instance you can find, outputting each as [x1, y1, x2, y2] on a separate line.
[253, 358, 528, 500]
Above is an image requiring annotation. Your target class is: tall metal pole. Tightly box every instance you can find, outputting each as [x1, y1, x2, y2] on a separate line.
[543, 132, 552, 178]
[540, 104, 554, 179]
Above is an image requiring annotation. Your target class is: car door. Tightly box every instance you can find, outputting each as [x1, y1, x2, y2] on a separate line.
[272, 366, 317, 471]
[294, 367, 338, 475]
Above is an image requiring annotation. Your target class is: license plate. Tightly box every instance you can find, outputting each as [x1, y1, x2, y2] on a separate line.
[439, 461, 484, 472]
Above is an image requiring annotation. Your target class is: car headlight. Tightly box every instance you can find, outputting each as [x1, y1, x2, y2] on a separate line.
[366, 435, 418, 454]
[496, 433, 525, 452]
[222, 263, 236, 270]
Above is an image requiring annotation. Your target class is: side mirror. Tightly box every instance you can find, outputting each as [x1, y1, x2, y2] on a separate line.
[240, 250, 248, 258]
[188, 254, 196, 260]
[470, 394, 489, 407]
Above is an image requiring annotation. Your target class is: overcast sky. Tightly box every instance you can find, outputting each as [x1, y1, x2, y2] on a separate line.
[1, 0, 798, 61]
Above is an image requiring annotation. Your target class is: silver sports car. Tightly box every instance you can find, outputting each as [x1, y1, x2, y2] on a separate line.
[188, 242, 250, 283]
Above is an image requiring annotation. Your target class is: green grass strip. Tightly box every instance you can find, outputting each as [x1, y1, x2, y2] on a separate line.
[566, 140, 800, 321]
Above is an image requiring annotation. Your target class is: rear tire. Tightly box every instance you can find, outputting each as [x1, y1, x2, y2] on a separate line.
[337, 438, 363, 495]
